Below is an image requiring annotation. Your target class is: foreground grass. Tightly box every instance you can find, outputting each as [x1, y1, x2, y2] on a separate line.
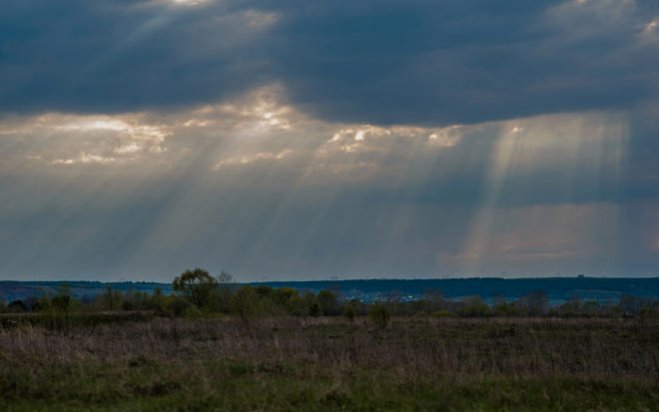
[1, 317, 658, 411]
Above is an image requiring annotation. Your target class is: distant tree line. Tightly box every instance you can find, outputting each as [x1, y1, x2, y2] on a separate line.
[2, 269, 659, 328]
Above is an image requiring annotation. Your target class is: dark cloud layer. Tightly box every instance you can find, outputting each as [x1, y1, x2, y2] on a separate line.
[263, 0, 659, 125]
[2, 0, 658, 125]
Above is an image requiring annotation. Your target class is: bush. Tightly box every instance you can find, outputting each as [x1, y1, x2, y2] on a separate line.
[432, 310, 455, 318]
[518, 290, 549, 316]
[183, 305, 204, 320]
[273, 288, 299, 307]
[121, 298, 135, 312]
[639, 306, 659, 319]
[166, 296, 193, 317]
[7, 300, 28, 313]
[52, 284, 73, 313]
[318, 290, 340, 316]
[230, 286, 262, 325]
[303, 292, 321, 317]
[492, 302, 520, 317]
[369, 302, 391, 329]
[286, 296, 309, 317]
[147, 288, 167, 313]
[458, 296, 490, 317]
[343, 304, 356, 323]
[102, 286, 122, 311]
[33, 295, 52, 313]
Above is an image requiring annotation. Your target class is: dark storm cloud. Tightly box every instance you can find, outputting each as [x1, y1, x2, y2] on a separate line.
[0, 0, 272, 114]
[259, 0, 659, 125]
[1, 0, 658, 125]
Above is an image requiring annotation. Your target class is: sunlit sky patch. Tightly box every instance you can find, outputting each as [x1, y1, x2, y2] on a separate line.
[1, 0, 659, 281]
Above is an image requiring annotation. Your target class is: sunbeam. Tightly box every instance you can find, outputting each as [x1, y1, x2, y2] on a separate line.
[458, 113, 630, 276]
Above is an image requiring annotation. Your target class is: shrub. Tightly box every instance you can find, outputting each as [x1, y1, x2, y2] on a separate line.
[52, 284, 73, 313]
[432, 310, 455, 318]
[309, 302, 322, 317]
[304, 292, 321, 317]
[518, 290, 549, 316]
[166, 296, 192, 317]
[8, 300, 28, 313]
[343, 304, 356, 323]
[33, 295, 52, 313]
[318, 290, 340, 316]
[230, 286, 262, 325]
[147, 288, 167, 313]
[492, 302, 520, 317]
[273, 288, 299, 307]
[369, 302, 391, 329]
[458, 296, 490, 317]
[255, 285, 274, 298]
[286, 296, 309, 317]
[639, 306, 659, 319]
[183, 305, 204, 320]
[121, 297, 135, 312]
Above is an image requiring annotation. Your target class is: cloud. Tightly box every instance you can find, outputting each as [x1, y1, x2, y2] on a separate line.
[0, 0, 275, 114]
[2, 1, 659, 280]
[1, 0, 658, 125]
[2, 84, 654, 208]
[2, 84, 658, 280]
[265, 0, 659, 125]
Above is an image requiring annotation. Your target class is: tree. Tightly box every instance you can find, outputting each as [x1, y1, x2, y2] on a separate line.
[103, 285, 121, 311]
[218, 270, 234, 284]
[173, 268, 219, 310]
[147, 287, 168, 313]
[217, 270, 235, 313]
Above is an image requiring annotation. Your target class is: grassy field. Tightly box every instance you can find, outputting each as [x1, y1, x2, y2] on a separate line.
[1, 316, 658, 411]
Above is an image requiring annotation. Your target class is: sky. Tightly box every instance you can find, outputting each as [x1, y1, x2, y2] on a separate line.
[1, 0, 659, 281]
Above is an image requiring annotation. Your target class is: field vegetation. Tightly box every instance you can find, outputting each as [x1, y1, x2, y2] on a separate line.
[3, 269, 658, 324]
[1, 317, 658, 410]
[1, 269, 658, 410]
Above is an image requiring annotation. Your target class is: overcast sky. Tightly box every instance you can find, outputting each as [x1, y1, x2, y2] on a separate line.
[1, 0, 659, 281]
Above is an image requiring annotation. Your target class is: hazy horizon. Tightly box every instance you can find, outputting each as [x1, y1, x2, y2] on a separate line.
[2, 1, 659, 281]
[3, 272, 659, 285]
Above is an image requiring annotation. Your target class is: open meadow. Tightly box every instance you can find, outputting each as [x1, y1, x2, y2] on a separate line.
[1, 316, 658, 411]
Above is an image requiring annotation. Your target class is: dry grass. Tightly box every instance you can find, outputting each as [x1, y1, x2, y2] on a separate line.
[1, 317, 658, 410]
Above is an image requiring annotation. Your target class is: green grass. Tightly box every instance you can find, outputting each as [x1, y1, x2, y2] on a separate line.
[2, 361, 657, 411]
[1, 317, 658, 410]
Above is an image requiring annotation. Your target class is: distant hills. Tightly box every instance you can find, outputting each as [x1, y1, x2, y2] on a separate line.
[2, 277, 659, 305]
[0, 281, 172, 304]
[260, 277, 659, 304]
